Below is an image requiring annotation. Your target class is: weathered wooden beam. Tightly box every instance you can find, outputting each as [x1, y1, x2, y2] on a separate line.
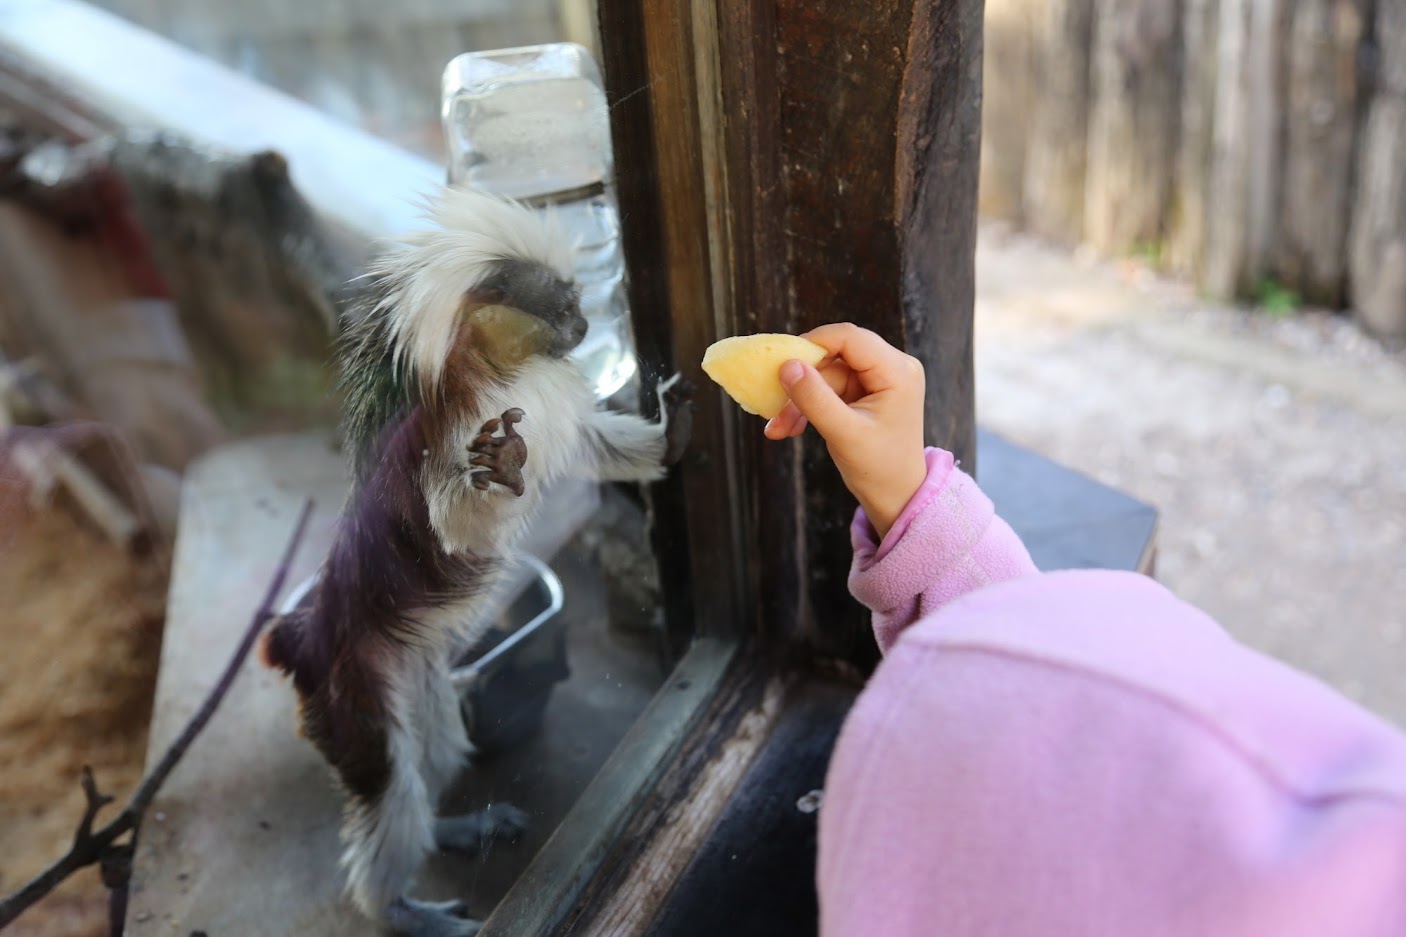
[604, 0, 984, 662]
[777, 0, 983, 659]
[980, 0, 1040, 221]
[886, 0, 985, 477]
[1349, 0, 1406, 342]
[1083, 0, 1183, 257]
[1278, 0, 1366, 308]
[1023, 0, 1096, 244]
[1204, 0, 1289, 299]
[480, 639, 741, 936]
[561, 664, 797, 935]
[1166, 0, 1219, 278]
[596, 0, 743, 656]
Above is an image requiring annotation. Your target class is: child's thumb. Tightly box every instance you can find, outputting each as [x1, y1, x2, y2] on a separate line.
[779, 360, 853, 441]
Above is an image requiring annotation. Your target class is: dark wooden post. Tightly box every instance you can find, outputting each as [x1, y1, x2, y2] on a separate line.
[599, 0, 983, 663]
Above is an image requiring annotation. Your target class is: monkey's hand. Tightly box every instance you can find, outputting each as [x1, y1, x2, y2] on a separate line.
[658, 373, 694, 467]
[435, 803, 529, 854]
[468, 408, 528, 497]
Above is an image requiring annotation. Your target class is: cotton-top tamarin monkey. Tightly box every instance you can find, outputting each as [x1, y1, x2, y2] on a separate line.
[261, 187, 686, 937]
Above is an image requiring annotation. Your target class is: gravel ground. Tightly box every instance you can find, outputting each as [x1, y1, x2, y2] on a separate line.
[975, 224, 1406, 725]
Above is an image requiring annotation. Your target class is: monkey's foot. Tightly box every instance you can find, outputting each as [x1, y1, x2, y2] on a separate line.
[435, 803, 529, 855]
[657, 372, 694, 466]
[385, 897, 480, 937]
[468, 408, 527, 497]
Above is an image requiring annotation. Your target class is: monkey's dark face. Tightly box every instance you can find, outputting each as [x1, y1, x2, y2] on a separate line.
[478, 259, 588, 358]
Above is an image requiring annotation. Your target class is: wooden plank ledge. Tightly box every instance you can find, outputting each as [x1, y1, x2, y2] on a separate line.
[127, 434, 602, 936]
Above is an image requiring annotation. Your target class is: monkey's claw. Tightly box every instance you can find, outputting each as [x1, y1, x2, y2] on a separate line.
[657, 373, 694, 466]
[468, 408, 527, 497]
[435, 803, 529, 855]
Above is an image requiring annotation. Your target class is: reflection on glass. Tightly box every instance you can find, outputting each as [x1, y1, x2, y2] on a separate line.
[443, 43, 638, 401]
[443, 43, 611, 198]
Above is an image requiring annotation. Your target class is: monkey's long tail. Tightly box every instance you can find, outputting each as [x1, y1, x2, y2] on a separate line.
[258, 612, 302, 676]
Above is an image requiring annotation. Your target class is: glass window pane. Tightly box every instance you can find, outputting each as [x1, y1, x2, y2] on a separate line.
[0, 5, 688, 935]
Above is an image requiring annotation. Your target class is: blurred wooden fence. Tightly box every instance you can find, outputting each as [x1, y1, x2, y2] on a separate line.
[981, 0, 1405, 342]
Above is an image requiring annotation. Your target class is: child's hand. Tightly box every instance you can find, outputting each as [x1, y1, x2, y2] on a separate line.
[763, 323, 927, 538]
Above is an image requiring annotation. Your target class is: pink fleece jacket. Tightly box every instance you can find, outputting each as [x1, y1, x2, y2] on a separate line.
[818, 447, 1406, 936]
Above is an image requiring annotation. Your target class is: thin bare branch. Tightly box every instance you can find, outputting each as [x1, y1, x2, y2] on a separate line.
[0, 499, 314, 930]
[125, 498, 312, 820]
[74, 767, 114, 846]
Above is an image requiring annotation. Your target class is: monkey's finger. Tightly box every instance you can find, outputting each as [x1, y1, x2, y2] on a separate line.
[471, 473, 491, 491]
[479, 418, 502, 435]
[469, 454, 495, 467]
[481, 471, 525, 497]
[501, 407, 525, 427]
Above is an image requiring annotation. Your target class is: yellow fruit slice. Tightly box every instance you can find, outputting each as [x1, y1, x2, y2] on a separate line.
[701, 334, 828, 419]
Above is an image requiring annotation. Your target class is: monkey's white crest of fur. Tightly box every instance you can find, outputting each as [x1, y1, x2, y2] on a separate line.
[374, 186, 577, 388]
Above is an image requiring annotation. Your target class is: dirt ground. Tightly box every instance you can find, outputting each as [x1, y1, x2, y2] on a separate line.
[0, 487, 169, 937]
[976, 223, 1406, 724]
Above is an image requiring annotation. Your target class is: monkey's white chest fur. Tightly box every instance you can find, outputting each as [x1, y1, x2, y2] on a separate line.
[422, 356, 596, 558]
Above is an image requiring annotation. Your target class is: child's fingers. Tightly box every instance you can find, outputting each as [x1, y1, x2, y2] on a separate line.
[802, 323, 913, 391]
[764, 405, 798, 439]
[814, 357, 855, 398]
[764, 403, 808, 439]
[764, 407, 791, 439]
[779, 359, 858, 443]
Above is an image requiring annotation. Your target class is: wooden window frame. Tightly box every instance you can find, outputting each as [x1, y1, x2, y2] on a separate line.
[487, 0, 985, 931]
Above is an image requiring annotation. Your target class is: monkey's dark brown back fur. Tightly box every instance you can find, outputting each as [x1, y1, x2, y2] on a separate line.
[261, 405, 498, 801]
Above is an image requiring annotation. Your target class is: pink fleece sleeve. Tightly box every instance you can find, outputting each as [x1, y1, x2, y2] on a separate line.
[823, 463, 1406, 937]
[849, 447, 1038, 653]
[819, 570, 1406, 937]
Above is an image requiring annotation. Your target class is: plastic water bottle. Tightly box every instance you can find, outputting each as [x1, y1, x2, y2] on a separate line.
[442, 43, 637, 401]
